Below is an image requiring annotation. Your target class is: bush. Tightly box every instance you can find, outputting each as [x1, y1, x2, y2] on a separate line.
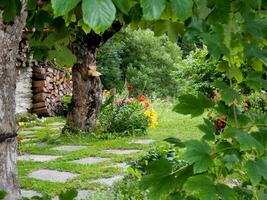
[177, 47, 226, 97]
[99, 101, 149, 136]
[243, 92, 267, 113]
[15, 113, 39, 123]
[97, 28, 183, 98]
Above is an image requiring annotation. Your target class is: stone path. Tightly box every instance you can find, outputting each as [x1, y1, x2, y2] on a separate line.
[130, 139, 155, 144]
[52, 145, 87, 151]
[18, 130, 34, 135]
[29, 169, 78, 183]
[71, 157, 110, 164]
[17, 155, 62, 162]
[89, 175, 124, 186]
[21, 189, 41, 198]
[103, 149, 142, 154]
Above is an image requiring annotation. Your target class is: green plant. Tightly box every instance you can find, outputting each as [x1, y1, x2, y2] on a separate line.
[62, 94, 72, 113]
[243, 92, 267, 113]
[16, 113, 39, 123]
[97, 28, 183, 98]
[99, 101, 149, 136]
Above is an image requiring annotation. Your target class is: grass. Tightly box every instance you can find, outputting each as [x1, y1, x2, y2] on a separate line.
[17, 101, 203, 198]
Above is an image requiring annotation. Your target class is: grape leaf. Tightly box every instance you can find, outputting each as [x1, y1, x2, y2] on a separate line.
[246, 72, 267, 91]
[183, 140, 213, 173]
[82, 0, 116, 33]
[245, 158, 267, 185]
[140, 0, 166, 20]
[173, 94, 213, 117]
[112, 0, 133, 14]
[51, 0, 81, 17]
[170, 0, 193, 21]
[198, 118, 216, 141]
[49, 47, 77, 67]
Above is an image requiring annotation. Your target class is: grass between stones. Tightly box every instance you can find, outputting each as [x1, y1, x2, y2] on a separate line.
[17, 102, 203, 198]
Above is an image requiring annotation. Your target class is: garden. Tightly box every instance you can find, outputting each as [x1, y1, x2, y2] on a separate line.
[0, 0, 266, 200]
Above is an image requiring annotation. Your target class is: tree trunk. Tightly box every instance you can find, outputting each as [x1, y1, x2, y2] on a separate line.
[0, 2, 27, 199]
[67, 49, 102, 132]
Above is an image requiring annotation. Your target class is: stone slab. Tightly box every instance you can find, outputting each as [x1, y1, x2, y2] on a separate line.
[21, 189, 42, 198]
[71, 157, 110, 165]
[29, 126, 45, 130]
[36, 142, 48, 147]
[29, 169, 78, 183]
[52, 190, 94, 200]
[17, 155, 61, 162]
[130, 139, 156, 144]
[103, 149, 142, 155]
[90, 176, 124, 186]
[52, 145, 86, 152]
[18, 130, 34, 135]
[48, 122, 65, 126]
[114, 162, 129, 168]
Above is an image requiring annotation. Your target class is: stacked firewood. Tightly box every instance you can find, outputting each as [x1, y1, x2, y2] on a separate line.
[32, 67, 72, 116]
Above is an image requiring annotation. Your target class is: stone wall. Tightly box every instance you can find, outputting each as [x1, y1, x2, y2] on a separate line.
[15, 66, 33, 114]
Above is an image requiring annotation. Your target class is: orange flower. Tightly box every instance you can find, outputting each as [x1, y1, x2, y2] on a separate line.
[144, 102, 150, 110]
[139, 94, 145, 102]
[127, 84, 134, 90]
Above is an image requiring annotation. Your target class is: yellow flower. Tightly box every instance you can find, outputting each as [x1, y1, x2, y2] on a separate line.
[144, 109, 158, 128]
[18, 122, 25, 127]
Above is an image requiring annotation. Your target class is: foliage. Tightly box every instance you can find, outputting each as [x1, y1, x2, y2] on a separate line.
[0, 190, 6, 200]
[177, 47, 226, 96]
[243, 92, 267, 113]
[97, 28, 183, 98]
[16, 113, 39, 123]
[99, 101, 149, 136]
[62, 94, 72, 113]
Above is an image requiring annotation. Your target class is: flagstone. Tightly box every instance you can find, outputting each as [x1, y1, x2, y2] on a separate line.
[17, 154, 61, 162]
[29, 126, 45, 130]
[51, 145, 87, 151]
[48, 122, 65, 126]
[21, 189, 42, 198]
[130, 139, 156, 144]
[29, 169, 78, 183]
[89, 176, 124, 186]
[71, 157, 110, 165]
[103, 149, 142, 155]
[52, 190, 94, 200]
[18, 130, 34, 135]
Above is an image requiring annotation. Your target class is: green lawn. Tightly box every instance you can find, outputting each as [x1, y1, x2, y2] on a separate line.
[18, 101, 203, 197]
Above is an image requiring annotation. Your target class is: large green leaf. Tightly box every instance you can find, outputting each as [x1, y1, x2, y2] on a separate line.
[140, 158, 178, 200]
[112, 0, 133, 14]
[245, 158, 267, 185]
[49, 46, 77, 67]
[213, 82, 240, 105]
[223, 128, 264, 154]
[82, 0, 116, 33]
[140, 0, 166, 20]
[51, 0, 81, 17]
[216, 183, 237, 200]
[246, 72, 267, 91]
[198, 118, 216, 141]
[183, 175, 217, 200]
[183, 140, 213, 173]
[173, 94, 213, 117]
[170, 0, 193, 21]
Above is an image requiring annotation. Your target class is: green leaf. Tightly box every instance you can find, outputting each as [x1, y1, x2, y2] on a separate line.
[2, 0, 21, 23]
[164, 137, 185, 147]
[82, 0, 116, 33]
[183, 175, 217, 200]
[49, 46, 77, 67]
[140, 0, 166, 20]
[223, 128, 264, 154]
[26, 0, 37, 11]
[153, 20, 184, 42]
[199, 118, 216, 141]
[173, 94, 213, 117]
[245, 158, 267, 185]
[59, 189, 78, 200]
[0, 191, 7, 200]
[170, 0, 193, 21]
[223, 154, 239, 170]
[244, 43, 267, 66]
[252, 59, 263, 72]
[246, 72, 267, 91]
[112, 0, 133, 14]
[228, 66, 243, 83]
[140, 158, 178, 200]
[213, 81, 240, 105]
[183, 140, 213, 173]
[216, 183, 237, 200]
[51, 0, 81, 17]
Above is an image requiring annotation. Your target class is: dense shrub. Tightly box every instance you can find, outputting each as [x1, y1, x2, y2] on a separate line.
[15, 113, 39, 123]
[243, 92, 267, 113]
[97, 29, 183, 98]
[177, 47, 226, 97]
[99, 101, 149, 136]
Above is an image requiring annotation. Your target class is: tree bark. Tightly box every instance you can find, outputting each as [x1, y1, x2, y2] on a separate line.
[0, 1, 27, 199]
[66, 49, 102, 132]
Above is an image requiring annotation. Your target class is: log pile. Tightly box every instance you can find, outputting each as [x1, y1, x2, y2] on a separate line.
[32, 67, 72, 116]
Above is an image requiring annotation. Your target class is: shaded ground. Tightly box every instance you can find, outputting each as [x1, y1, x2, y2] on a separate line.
[17, 102, 203, 199]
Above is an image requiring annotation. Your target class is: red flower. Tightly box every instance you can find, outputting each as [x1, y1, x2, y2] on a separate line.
[139, 94, 145, 102]
[127, 84, 134, 90]
[144, 102, 150, 110]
